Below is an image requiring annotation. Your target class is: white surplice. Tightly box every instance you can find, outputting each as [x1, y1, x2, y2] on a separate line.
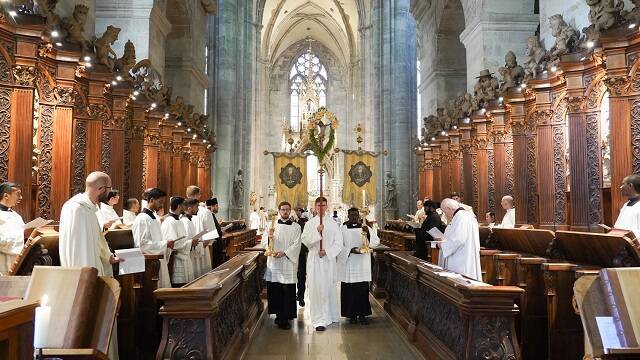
[132, 209, 171, 288]
[301, 214, 343, 328]
[195, 206, 216, 272]
[338, 224, 380, 283]
[0, 208, 25, 274]
[495, 208, 516, 229]
[438, 209, 482, 281]
[161, 214, 194, 284]
[249, 211, 260, 230]
[123, 209, 137, 226]
[614, 200, 640, 239]
[96, 203, 122, 230]
[181, 215, 203, 278]
[59, 193, 112, 277]
[261, 220, 302, 284]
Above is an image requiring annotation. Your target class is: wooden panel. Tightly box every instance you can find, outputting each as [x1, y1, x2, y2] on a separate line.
[424, 166, 433, 200]
[171, 154, 183, 197]
[128, 139, 144, 199]
[145, 147, 159, 188]
[50, 107, 73, 220]
[494, 142, 506, 220]
[157, 150, 171, 195]
[462, 151, 473, 203]
[610, 98, 631, 222]
[85, 120, 102, 174]
[8, 89, 33, 220]
[476, 149, 489, 219]
[440, 159, 450, 197]
[110, 131, 125, 213]
[449, 158, 461, 195]
[568, 113, 589, 230]
[537, 125, 555, 228]
[432, 165, 441, 201]
[513, 134, 529, 224]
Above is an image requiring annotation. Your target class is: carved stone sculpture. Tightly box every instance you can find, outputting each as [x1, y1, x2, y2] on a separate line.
[473, 69, 499, 109]
[447, 98, 461, 122]
[33, 0, 60, 28]
[499, 51, 525, 92]
[62, 4, 90, 51]
[436, 107, 453, 131]
[130, 60, 171, 105]
[548, 14, 580, 62]
[523, 36, 548, 80]
[232, 169, 244, 207]
[384, 172, 397, 209]
[623, 0, 640, 25]
[424, 114, 440, 138]
[458, 92, 474, 116]
[114, 40, 136, 77]
[584, 0, 624, 41]
[94, 25, 121, 70]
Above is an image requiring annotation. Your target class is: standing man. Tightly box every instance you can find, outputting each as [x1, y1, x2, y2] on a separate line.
[97, 189, 122, 231]
[262, 202, 302, 329]
[186, 186, 215, 272]
[295, 207, 308, 306]
[415, 200, 443, 261]
[0, 182, 26, 274]
[614, 174, 640, 238]
[181, 198, 204, 278]
[207, 198, 226, 267]
[132, 188, 172, 288]
[436, 198, 482, 281]
[450, 192, 475, 217]
[161, 197, 194, 286]
[339, 208, 380, 325]
[301, 196, 343, 331]
[412, 199, 426, 223]
[494, 195, 515, 229]
[123, 198, 140, 225]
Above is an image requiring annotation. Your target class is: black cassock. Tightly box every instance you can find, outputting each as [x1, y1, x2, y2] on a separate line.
[415, 211, 443, 261]
[341, 281, 371, 318]
[211, 213, 226, 267]
[267, 282, 297, 322]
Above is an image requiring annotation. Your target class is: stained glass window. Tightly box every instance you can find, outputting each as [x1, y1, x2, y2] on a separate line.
[289, 51, 328, 131]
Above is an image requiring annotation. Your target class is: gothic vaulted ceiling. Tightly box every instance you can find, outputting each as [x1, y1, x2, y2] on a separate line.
[260, 0, 360, 66]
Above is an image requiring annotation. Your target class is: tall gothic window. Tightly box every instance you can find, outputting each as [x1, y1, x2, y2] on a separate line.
[417, 59, 422, 139]
[289, 51, 328, 131]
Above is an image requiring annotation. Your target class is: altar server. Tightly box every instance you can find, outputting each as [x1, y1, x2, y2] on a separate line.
[181, 198, 204, 278]
[261, 201, 302, 330]
[161, 197, 194, 286]
[494, 195, 515, 229]
[123, 198, 140, 225]
[97, 189, 122, 231]
[301, 196, 343, 331]
[436, 198, 482, 281]
[59, 172, 119, 277]
[339, 208, 380, 325]
[132, 187, 172, 288]
[186, 186, 216, 272]
[0, 182, 26, 274]
[615, 174, 640, 239]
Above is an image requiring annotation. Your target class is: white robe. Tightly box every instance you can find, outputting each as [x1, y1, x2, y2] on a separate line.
[438, 209, 482, 281]
[614, 200, 640, 239]
[0, 209, 25, 274]
[96, 203, 122, 230]
[59, 193, 112, 277]
[460, 202, 476, 217]
[261, 220, 302, 284]
[195, 206, 216, 272]
[495, 208, 516, 229]
[122, 209, 137, 226]
[338, 225, 380, 283]
[161, 215, 194, 284]
[249, 211, 260, 231]
[132, 210, 171, 288]
[301, 215, 343, 328]
[181, 215, 203, 278]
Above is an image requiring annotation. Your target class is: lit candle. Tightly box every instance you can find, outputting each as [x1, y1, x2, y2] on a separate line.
[33, 294, 51, 349]
[362, 189, 366, 209]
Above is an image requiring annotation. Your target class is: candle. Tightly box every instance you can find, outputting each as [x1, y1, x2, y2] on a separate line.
[33, 294, 51, 349]
[362, 189, 366, 209]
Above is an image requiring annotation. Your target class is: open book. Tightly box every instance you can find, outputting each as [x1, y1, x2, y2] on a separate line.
[23, 217, 53, 230]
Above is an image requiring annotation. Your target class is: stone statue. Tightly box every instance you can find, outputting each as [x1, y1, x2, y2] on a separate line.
[447, 98, 461, 122]
[436, 107, 453, 130]
[473, 69, 499, 109]
[548, 14, 580, 62]
[62, 4, 90, 51]
[33, 0, 60, 27]
[232, 169, 244, 207]
[523, 36, 548, 80]
[190, 113, 209, 129]
[456, 92, 474, 117]
[424, 114, 440, 137]
[94, 25, 121, 70]
[383, 172, 397, 209]
[130, 59, 170, 105]
[114, 40, 136, 77]
[584, 0, 624, 41]
[499, 51, 525, 92]
[623, 0, 640, 25]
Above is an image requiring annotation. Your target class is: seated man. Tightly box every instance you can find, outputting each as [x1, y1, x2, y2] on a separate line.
[436, 198, 482, 281]
[494, 195, 515, 229]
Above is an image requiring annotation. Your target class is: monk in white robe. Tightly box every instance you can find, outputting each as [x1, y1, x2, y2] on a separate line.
[133, 188, 172, 288]
[181, 198, 203, 278]
[0, 182, 26, 274]
[186, 186, 216, 273]
[262, 201, 301, 330]
[436, 198, 482, 281]
[122, 198, 139, 226]
[451, 192, 476, 218]
[614, 175, 640, 239]
[494, 196, 516, 229]
[339, 208, 380, 325]
[162, 197, 194, 286]
[97, 190, 122, 231]
[301, 196, 343, 331]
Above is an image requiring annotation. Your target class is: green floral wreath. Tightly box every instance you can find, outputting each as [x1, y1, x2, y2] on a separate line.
[308, 107, 338, 164]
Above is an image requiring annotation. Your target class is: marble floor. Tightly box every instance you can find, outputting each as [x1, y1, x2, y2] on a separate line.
[243, 296, 424, 360]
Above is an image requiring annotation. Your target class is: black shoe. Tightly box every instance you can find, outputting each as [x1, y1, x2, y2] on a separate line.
[348, 317, 357, 324]
[298, 299, 305, 307]
[359, 316, 369, 325]
[315, 326, 326, 331]
[277, 321, 291, 330]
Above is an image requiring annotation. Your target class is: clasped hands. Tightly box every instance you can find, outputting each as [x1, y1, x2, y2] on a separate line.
[316, 224, 327, 258]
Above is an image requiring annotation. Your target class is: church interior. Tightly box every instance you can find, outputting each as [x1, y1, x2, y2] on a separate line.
[2, 0, 640, 359]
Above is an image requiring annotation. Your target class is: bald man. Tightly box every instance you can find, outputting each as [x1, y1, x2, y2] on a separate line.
[494, 196, 515, 229]
[59, 172, 120, 277]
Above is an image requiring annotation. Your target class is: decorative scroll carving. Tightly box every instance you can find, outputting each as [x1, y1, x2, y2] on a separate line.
[128, 125, 145, 140]
[632, 100, 640, 174]
[604, 75, 631, 96]
[102, 131, 112, 174]
[586, 113, 603, 224]
[472, 154, 479, 212]
[0, 51, 11, 83]
[530, 110, 554, 127]
[162, 319, 206, 359]
[37, 74, 54, 103]
[488, 149, 496, 211]
[104, 116, 127, 130]
[88, 103, 111, 124]
[0, 87, 10, 181]
[587, 84, 603, 110]
[54, 86, 75, 106]
[213, 285, 244, 357]
[567, 96, 586, 113]
[145, 133, 160, 146]
[242, 264, 262, 315]
[526, 135, 538, 223]
[470, 316, 517, 359]
[13, 65, 36, 86]
[197, 157, 207, 169]
[37, 106, 54, 219]
[160, 139, 173, 152]
[505, 143, 515, 197]
[142, 149, 148, 193]
[552, 125, 567, 224]
[72, 120, 87, 195]
[123, 137, 131, 197]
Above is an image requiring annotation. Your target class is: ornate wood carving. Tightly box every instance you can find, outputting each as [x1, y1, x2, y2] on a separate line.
[604, 75, 631, 96]
[213, 285, 244, 357]
[0, 50, 11, 83]
[72, 120, 87, 195]
[586, 113, 603, 224]
[488, 149, 495, 212]
[142, 149, 148, 192]
[505, 142, 514, 198]
[162, 319, 206, 359]
[470, 316, 518, 359]
[567, 96, 586, 113]
[633, 99, 640, 174]
[37, 106, 54, 219]
[526, 135, 538, 223]
[54, 86, 75, 106]
[88, 103, 111, 124]
[0, 87, 11, 181]
[552, 125, 567, 224]
[472, 154, 479, 212]
[102, 130, 112, 174]
[123, 136, 131, 198]
[12, 65, 36, 86]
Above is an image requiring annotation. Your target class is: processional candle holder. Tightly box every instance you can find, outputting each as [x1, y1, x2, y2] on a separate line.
[264, 209, 278, 257]
[358, 208, 372, 254]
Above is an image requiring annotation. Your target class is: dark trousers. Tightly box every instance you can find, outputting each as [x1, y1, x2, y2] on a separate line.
[267, 282, 297, 322]
[297, 244, 308, 300]
[341, 282, 372, 318]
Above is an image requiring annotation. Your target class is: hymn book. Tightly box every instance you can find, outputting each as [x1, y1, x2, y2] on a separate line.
[600, 268, 640, 348]
[23, 217, 53, 230]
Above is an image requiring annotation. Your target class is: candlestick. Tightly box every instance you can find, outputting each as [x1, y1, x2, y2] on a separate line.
[33, 294, 51, 349]
[362, 189, 366, 209]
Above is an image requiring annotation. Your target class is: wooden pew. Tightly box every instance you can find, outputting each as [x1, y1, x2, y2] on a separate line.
[155, 251, 265, 360]
[384, 251, 523, 360]
[370, 244, 395, 298]
[379, 220, 415, 251]
[9, 226, 60, 275]
[0, 299, 38, 360]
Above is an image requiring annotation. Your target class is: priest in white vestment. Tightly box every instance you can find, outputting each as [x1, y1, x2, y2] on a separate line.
[123, 198, 140, 226]
[614, 174, 640, 239]
[161, 197, 194, 286]
[249, 209, 261, 234]
[494, 196, 515, 229]
[0, 182, 26, 274]
[261, 201, 301, 330]
[181, 198, 204, 278]
[301, 196, 343, 331]
[338, 208, 380, 325]
[132, 187, 172, 288]
[451, 192, 476, 218]
[436, 198, 482, 281]
[97, 189, 122, 231]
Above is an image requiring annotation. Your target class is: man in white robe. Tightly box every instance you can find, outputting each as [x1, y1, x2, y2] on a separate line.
[97, 189, 122, 231]
[249, 209, 260, 231]
[0, 182, 27, 274]
[494, 195, 516, 229]
[301, 196, 343, 331]
[338, 208, 380, 325]
[261, 201, 301, 330]
[451, 192, 476, 217]
[161, 197, 194, 286]
[614, 174, 640, 239]
[133, 187, 172, 288]
[123, 198, 140, 226]
[186, 186, 216, 272]
[436, 198, 482, 281]
[181, 198, 204, 278]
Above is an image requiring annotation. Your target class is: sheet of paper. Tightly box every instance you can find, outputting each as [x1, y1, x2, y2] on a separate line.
[172, 235, 188, 248]
[596, 316, 622, 352]
[114, 248, 146, 275]
[427, 227, 445, 240]
[191, 229, 208, 240]
[23, 217, 53, 230]
[437, 272, 463, 279]
[0, 218, 5, 225]
[201, 229, 219, 241]
[221, 224, 233, 232]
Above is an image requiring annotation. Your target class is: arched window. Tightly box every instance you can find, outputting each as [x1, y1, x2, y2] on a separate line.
[289, 51, 328, 131]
